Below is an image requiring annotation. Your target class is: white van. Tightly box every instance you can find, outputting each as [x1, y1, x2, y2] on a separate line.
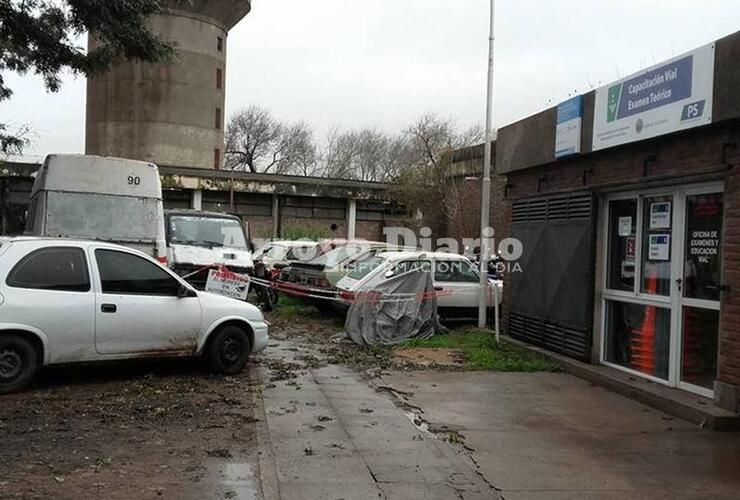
[24, 154, 167, 261]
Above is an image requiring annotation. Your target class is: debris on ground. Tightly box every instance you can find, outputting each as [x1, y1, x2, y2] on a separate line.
[0, 360, 261, 499]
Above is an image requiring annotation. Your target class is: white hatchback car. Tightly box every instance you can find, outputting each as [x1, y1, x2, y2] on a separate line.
[336, 251, 503, 320]
[0, 237, 269, 393]
[254, 240, 316, 272]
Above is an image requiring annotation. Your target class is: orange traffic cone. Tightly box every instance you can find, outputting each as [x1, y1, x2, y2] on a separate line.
[631, 268, 657, 374]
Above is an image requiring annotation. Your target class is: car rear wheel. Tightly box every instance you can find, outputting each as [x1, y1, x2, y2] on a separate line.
[0, 335, 38, 394]
[208, 326, 251, 375]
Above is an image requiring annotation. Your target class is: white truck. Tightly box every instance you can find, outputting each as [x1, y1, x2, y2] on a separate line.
[24, 154, 167, 262]
[165, 209, 254, 289]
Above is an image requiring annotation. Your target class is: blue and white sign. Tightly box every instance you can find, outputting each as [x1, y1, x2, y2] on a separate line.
[555, 96, 583, 158]
[593, 43, 715, 151]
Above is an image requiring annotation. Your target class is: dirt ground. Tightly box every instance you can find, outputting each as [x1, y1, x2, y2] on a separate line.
[0, 360, 263, 500]
[0, 303, 393, 500]
[0, 301, 480, 500]
[392, 348, 465, 367]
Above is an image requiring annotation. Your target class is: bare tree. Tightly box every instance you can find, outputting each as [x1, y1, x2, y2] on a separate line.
[390, 113, 484, 237]
[405, 112, 483, 169]
[322, 127, 409, 182]
[224, 107, 481, 189]
[283, 122, 321, 177]
[225, 106, 318, 175]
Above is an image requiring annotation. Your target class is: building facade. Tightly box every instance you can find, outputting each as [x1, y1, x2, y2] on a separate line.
[494, 31, 740, 414]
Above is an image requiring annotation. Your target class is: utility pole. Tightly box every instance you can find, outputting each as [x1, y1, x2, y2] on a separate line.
[478, 0, 495, 330]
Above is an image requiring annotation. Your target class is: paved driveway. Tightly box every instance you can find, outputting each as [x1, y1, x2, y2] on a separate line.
[377, 371, 740, 500]
[259, 338, 496, 500]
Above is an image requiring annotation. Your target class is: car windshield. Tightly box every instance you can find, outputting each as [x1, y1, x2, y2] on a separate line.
[347, 256, 386, 280]
[310, 244, 366, 268]
[169, 215, 247, 249]
[265, 245, 289, 260]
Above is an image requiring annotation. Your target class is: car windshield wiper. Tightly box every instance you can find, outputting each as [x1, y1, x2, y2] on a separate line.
[173, 239, 215, 248]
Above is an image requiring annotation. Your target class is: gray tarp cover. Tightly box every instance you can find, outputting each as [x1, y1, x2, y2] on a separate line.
[345, 268, 441, 346]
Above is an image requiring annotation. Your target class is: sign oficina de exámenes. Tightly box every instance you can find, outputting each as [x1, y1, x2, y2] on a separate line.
[593, 43, 715, 150]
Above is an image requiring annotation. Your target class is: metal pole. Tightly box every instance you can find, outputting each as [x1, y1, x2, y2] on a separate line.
[478, 0, 495, 329]
[494, 281, 500, 342]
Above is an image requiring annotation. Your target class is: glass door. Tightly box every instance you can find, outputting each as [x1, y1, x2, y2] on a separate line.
[677, 190, 723, 397]
[603, 193, 675, 383]
[602, 183, 724, 397]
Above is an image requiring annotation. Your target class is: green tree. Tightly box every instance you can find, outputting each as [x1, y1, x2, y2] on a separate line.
[0, 0, 177, 154]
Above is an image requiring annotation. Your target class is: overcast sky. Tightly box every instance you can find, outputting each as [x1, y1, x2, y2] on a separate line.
[3, 0, 740, 156]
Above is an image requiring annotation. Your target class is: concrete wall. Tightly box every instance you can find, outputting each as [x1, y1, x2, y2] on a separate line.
[86, 1, 251, 169]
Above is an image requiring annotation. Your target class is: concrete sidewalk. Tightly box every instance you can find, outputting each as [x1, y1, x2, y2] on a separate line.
[377, 371, 740, 500]
[257, 339, 496, 500]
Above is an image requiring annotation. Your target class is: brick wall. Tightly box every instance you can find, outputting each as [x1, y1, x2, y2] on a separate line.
[498, 120, 740, 395]
[280, 217, 347, 240]
[245, 216, 274, 241]
[356, 220, 383, 241]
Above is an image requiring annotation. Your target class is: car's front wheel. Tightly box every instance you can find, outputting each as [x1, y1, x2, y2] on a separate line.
[0, 334, 38, 394]
[208, 326, 252, 375]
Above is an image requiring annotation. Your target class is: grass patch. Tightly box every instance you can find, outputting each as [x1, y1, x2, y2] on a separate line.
[269, 295, 323, 321]
[268, 295, 346, 331]
[400, 328, 560, 372]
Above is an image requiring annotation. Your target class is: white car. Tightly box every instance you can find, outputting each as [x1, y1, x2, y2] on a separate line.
[254, 240, 316, 272]
[0, 237, 269, 394]
[336, 251, 503, 319]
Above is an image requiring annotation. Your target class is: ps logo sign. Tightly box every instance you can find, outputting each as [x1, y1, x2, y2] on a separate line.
[681, 100, 706, 121]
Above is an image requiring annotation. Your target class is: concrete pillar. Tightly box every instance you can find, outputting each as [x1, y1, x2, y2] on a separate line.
[272, 194, 281, 239]
[347, 199, 357, 240]
[191, 189, 203, 211]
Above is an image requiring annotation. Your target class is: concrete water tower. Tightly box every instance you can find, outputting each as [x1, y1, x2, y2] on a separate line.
[85, 1, 251, 169]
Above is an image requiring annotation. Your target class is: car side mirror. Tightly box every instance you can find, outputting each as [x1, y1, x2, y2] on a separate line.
[384, 270, 395, 279]
[177, 284, 194, 298]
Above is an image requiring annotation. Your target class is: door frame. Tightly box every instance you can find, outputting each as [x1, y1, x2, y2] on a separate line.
[599, 182, 723, 398]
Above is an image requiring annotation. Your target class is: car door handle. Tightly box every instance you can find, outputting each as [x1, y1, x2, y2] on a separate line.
[101, 304, 117, 314]
[434, 286, 444, 291]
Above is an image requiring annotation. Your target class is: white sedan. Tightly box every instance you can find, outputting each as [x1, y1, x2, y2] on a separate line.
[336, 251, 502, 319]
[0, 237, 269, 393]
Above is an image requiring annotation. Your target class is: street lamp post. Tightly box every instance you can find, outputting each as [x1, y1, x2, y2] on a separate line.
[478, 0, 496, 330]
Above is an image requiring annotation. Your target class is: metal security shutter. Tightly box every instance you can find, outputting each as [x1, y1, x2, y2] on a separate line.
[509, 192, 595, 362]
